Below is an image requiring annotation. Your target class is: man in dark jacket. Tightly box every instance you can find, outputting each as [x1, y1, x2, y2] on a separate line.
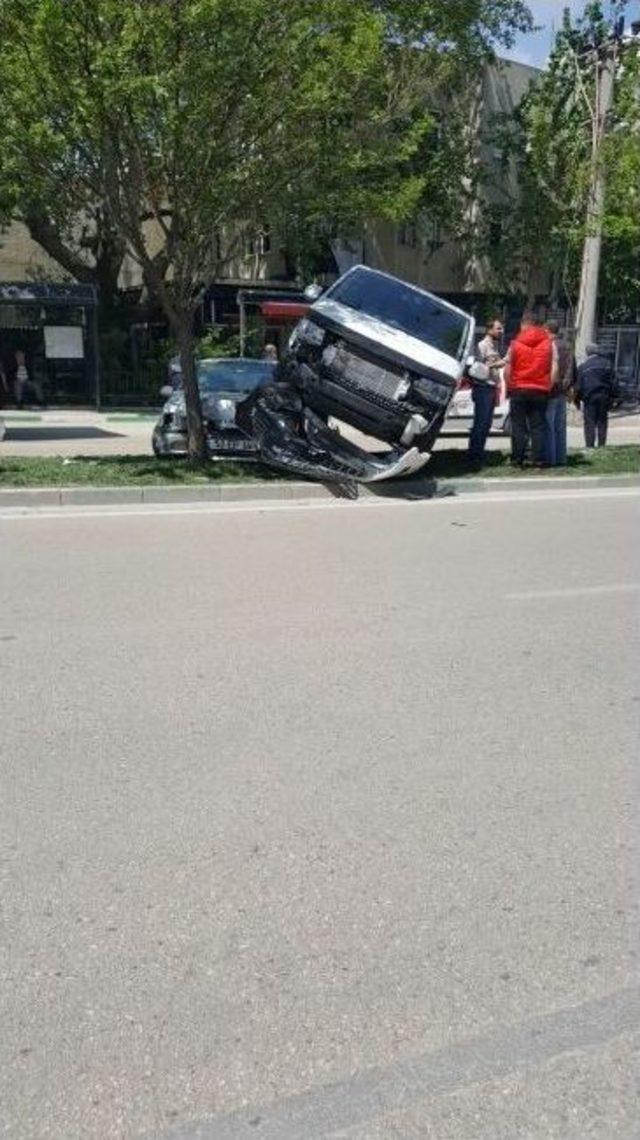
[575, 343, 615, 448]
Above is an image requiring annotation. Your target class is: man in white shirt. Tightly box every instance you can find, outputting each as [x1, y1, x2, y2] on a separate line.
[468, 318, 505, 466]
[13, 350, 44, 408]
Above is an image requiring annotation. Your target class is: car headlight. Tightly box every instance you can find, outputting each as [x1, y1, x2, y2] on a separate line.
[294, 318, 325, 348]
[210, 397, 236, 428]
[412, 375, 453, 407]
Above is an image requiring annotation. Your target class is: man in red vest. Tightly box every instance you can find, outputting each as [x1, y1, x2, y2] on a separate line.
[504, 311, 558, 468]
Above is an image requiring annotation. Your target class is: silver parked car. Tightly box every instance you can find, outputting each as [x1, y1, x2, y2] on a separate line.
[152, 357, 276, 457]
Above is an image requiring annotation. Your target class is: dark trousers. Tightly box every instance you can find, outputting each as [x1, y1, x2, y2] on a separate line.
[468, 384, 495, 461]
[583, 394, 609, 447]
[510, 389, 549, 465]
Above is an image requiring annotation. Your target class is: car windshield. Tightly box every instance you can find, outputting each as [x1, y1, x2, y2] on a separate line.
[196, 359, 275, 394]
[326, 268, 470, 360]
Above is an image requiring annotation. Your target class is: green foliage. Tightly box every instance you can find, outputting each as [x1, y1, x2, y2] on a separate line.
[0, 0, 535, 303]
[482, 2, 640, 314]
[195, 322, 262, 360]
[0, 0, 535, 450]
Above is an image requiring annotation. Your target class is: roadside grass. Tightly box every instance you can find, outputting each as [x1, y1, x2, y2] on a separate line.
[0, 455, 285, 486]
[0, 445, 637, 487]
[429, 445, 640, 479]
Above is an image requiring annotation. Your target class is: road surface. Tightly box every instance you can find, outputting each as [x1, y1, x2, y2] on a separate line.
[1, 488, 639, 1138]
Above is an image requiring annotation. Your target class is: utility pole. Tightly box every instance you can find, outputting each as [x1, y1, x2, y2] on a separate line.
[574, 40, 617, 363]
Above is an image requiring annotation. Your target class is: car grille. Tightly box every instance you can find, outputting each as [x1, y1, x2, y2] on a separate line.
[323, 345, 407, 406]
[324, 372, 404, 414]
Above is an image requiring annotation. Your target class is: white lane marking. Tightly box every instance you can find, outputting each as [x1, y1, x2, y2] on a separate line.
[507, 583, 640, 601]
[0, 486, 638, 523]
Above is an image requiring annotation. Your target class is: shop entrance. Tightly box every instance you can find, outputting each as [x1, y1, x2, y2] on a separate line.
[0, 283, 98, 407]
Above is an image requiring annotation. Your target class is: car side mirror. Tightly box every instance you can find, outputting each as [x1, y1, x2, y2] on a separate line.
[160, 385, 173, 399]
[304, 283, 323, 302]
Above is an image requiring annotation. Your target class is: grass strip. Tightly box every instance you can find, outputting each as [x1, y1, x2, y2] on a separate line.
[0, 446, 637, 488]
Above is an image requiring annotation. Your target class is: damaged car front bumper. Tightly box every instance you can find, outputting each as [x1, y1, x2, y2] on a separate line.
[235, 383, 429, 484]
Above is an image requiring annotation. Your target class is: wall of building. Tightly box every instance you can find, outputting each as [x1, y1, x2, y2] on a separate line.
[0, 221, 68, 283]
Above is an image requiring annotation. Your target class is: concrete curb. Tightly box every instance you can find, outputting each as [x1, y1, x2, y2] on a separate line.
[0, 472, 638, 508]
[0, 481, 334, 507]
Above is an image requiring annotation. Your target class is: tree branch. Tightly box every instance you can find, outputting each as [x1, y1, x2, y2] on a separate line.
[22, 207, 94, 282]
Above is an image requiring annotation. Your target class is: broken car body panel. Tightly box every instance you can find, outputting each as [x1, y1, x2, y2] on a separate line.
[235, 383, 428, 484]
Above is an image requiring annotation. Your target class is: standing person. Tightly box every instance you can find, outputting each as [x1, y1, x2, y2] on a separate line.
[0, 360, 7, 442]
[13, 349, 44, 408]
[574, 342, 615, 448]
[545, 320, 575, 466]
[504, 311, 557, 468]
[262, 343, 279, 363]
[0, 360, 8, 406]
[468, 317, 505, 467]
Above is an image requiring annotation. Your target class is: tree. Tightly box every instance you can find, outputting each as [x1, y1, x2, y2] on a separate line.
[482, 2, 640, 323]
[0, 80, 127, 352]
[0, 0, 533, 458]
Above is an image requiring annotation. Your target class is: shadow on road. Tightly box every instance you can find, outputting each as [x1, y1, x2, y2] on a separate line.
[5, 427, 126, 442]
[363, 477, 447, 501]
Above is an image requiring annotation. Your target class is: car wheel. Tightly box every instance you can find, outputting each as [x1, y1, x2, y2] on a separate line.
[502, 413, 512, 437]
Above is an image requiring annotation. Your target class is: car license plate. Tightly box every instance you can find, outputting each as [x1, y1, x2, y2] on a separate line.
[208, 435, 257, 451]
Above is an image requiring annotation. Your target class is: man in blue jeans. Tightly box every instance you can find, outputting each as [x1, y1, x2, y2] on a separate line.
[468, 318, 505, 467]
[545, 320, 575, 465]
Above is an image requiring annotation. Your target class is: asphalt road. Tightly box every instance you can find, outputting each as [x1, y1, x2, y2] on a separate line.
[1, 489, 639, 1139]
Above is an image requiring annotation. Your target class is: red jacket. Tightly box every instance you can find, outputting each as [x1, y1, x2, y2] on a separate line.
[508, 327, 553, 393]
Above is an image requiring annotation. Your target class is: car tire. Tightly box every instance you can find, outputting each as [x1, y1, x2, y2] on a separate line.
[502, 413, 512, 437]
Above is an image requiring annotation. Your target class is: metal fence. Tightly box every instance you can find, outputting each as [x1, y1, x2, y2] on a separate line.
[550, 320, 640, 404]
[597, 326, 640, 403]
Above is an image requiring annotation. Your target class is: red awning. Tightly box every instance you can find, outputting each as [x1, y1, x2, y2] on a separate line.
[260, 300, 309, 322]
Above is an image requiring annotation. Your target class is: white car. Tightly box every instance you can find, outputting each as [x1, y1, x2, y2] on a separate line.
[447, 372, 511, 434]
[283, 265, 477, 477]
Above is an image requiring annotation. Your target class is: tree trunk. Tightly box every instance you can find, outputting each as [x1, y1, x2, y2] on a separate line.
[175, 317, 207, 463]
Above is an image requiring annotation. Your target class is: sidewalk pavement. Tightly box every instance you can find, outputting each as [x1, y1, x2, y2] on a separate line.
[1, 406, 639, 458]
[0, 409, 156, 456]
